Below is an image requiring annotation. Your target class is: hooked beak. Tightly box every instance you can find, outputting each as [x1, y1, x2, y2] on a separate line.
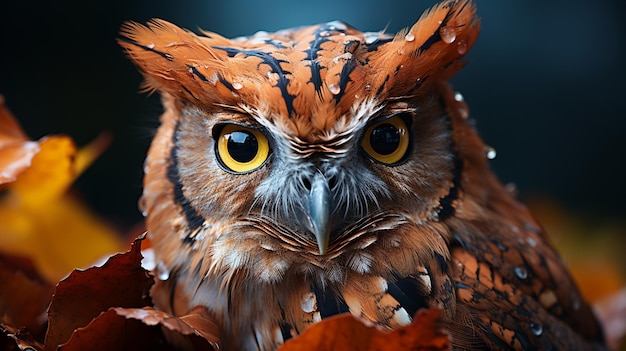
[305, 173, 331, 255]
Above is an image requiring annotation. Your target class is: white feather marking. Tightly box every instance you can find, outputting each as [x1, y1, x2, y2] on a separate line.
[301, 292, 317, 313]
[392, 307, 412, 326]
[348, 251, 374, 273]
[273, 326, 284, 345]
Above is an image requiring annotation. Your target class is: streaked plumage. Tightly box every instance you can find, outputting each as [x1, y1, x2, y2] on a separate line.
[120, 1, 606, 350]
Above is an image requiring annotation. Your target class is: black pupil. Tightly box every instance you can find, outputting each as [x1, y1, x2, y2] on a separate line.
[227, 130, 258, 163]
[370, 123, 400, 155]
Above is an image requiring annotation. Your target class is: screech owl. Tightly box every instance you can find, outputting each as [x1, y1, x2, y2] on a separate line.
[119, 1, 606, 350]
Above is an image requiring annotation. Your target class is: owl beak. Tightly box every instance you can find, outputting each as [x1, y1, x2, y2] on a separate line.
[306, 172, 331, 255]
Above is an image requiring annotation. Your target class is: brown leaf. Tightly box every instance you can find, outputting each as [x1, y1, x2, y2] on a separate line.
[1, 324, 43, 351]
[43, 236, 153, 351]
[178, 306, 222, 347]
[59, 306, 220, 351]
[279, 309, 450, 351]
[0, 252, 53, 338]
[58, 309, 171, 351]
[113, 306, 220, 351]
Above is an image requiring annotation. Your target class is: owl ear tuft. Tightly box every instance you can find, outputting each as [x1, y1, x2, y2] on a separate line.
[368, 0, 480, 98]
[118, 19, 237, 107]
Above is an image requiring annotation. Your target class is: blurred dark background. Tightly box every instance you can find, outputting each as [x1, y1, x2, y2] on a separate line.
[1, 0, 624, 233]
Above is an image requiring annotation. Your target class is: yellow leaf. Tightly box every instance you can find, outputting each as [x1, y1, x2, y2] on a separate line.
[10, 136, 77, 206]
[0, 99, 123, 282]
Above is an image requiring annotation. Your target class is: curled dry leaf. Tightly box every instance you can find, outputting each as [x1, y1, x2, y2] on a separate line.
[0, 253, 53, 339]
[0, 324, 43, 351]
[59, 306, 219, 351]
[103, 306, 220, 351]
[279, 308, 450, 351]
[44, 236, 153, 351]
[58, 308, 171, 351]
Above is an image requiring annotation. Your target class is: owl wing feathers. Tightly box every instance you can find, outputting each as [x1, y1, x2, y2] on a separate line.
[438, 80, 605, 349]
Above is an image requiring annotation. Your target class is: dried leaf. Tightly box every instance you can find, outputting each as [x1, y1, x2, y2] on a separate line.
[1, 324, 43, 351]
[59, 306, 220, 351]
[0, 253, 53, 338]
[279, 309, 449, 351]
[58, 309, 171, 351]
[113, 306, 220, 351]
[178, 306, 222, 347]
[44, 237, 153, 351]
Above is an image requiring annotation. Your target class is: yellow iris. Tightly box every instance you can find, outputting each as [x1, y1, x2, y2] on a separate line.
[217, 124, 269, 173]
[361, 115, 410, 165]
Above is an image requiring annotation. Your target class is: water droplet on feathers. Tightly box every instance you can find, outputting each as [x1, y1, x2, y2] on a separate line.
[328, 83, 341, 95]
[440, 26, 456, 44]
[530, 322, 543, 336]
[514, 266, 528, 279]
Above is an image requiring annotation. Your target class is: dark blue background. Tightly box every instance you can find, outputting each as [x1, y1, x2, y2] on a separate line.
[1, 0, 624, 231]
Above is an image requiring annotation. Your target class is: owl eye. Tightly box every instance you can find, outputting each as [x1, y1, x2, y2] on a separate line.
[361, 115, 411, 165]
[216, 124, 270, 173]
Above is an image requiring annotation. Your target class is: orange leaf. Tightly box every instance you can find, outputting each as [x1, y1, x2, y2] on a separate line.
[279, 309, 450, 351]
[44, 237, 153, 351]
[9, 136, 77, 205]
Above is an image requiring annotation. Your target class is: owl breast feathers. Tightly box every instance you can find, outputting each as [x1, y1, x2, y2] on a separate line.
[119, 1, 606, 350]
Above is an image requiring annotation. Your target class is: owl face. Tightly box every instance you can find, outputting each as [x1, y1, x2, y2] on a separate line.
[173, 92, 455, 255]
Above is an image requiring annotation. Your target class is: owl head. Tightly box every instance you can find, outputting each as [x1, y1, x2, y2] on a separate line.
[121, 0, 486, 287]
